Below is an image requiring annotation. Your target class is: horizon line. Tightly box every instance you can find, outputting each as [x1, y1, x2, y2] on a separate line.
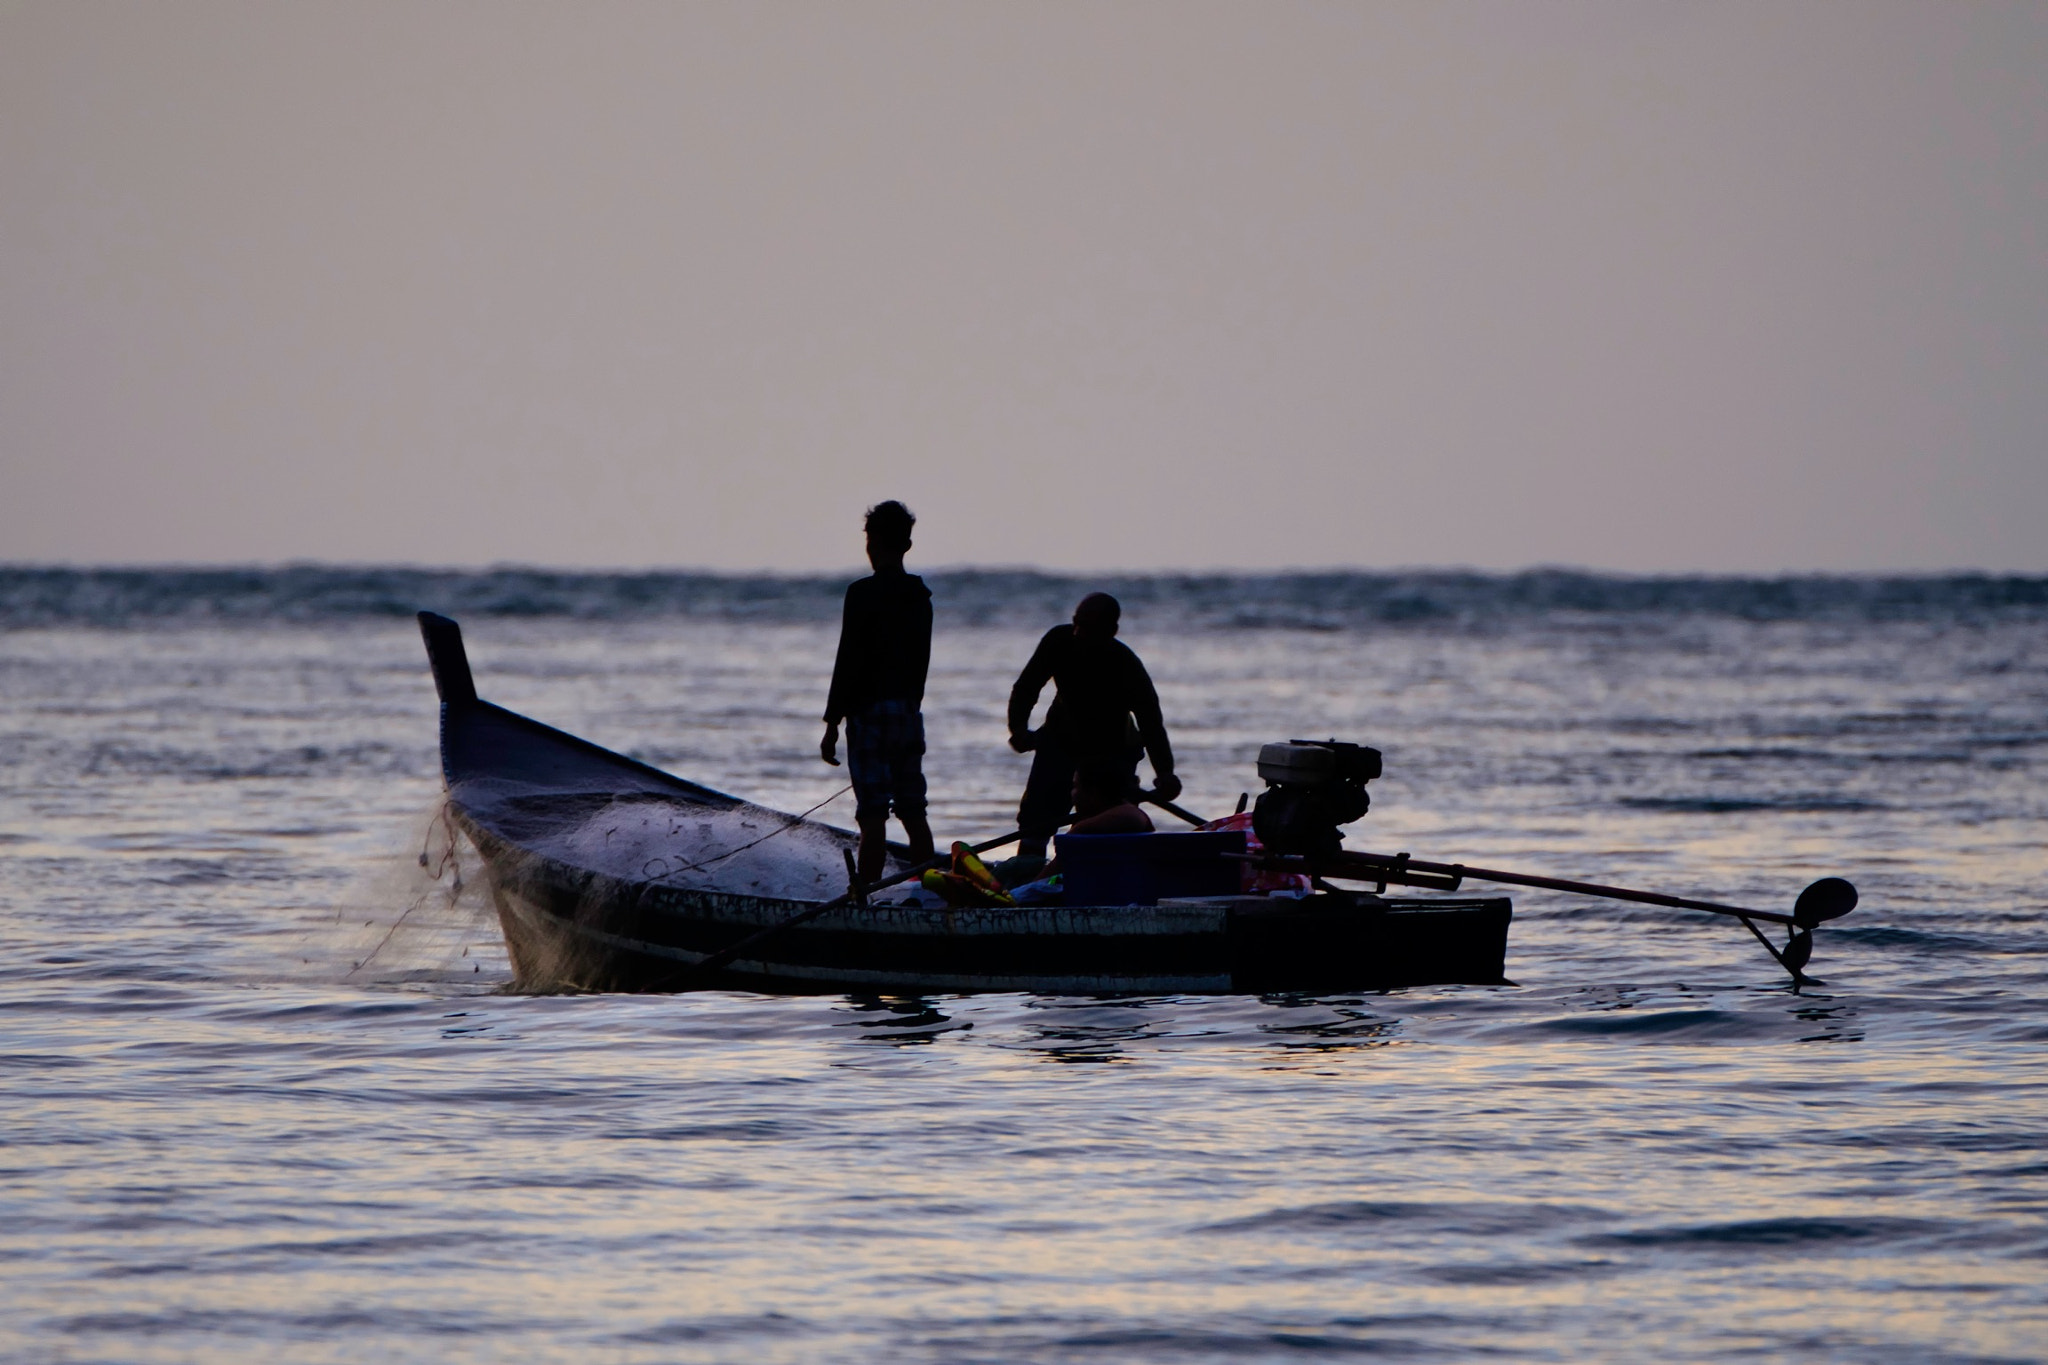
[3, 560, 2045, 582]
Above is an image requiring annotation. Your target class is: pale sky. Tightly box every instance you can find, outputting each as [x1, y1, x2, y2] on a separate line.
[3, 2, 2043, 573]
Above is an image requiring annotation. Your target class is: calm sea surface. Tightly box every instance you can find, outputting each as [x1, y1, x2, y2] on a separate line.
[3, 570, 2045, 1363]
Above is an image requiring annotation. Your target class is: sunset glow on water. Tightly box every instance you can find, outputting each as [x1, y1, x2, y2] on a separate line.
[2, 574, 2043, 1361]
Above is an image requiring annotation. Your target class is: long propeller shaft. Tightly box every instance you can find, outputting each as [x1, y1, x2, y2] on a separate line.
[1299, 849, 1804, 927]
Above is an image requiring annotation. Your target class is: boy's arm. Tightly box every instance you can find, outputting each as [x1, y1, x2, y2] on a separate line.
[911, 588, 933, 703]
[823, 582, 864, 725]
[821, 584, 864, 765]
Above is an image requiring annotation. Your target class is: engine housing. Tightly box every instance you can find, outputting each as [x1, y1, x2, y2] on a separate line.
[1250, 740, 1382, 857]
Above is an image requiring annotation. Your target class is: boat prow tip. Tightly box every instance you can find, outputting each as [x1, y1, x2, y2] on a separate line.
[417, 611, 478, 706]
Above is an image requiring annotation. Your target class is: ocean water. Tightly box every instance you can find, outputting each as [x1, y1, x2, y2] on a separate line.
[2, 568, 2045, 1363]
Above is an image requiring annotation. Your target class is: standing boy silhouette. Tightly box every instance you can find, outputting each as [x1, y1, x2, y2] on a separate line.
[820, 501, 935, 883]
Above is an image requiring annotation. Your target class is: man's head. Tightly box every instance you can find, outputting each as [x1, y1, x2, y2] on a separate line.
[1072, 592, 1120, 640]
[1071, 763, 1129, 818]
[864, 500, 915, 570]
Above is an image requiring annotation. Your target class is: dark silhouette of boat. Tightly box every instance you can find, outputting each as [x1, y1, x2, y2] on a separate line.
[419, 612, 1511, 994]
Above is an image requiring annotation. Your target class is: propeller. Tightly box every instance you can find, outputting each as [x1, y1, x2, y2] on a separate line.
[1793, 877, 1858, 928]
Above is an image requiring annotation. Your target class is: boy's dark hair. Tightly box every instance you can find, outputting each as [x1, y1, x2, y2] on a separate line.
[864, 500, 916, 547]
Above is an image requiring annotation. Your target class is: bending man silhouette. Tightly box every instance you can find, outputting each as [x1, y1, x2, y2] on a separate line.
[821, 501, 935, 883]
[1007, 592, 1181, 862]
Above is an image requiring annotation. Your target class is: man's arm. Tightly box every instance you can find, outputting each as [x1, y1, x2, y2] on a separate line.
[1125, 651, 1179, 798]
[1006, 628, 1062, 750]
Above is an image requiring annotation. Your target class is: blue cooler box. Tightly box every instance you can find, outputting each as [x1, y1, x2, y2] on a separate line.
[1055, 830, 1248, 906]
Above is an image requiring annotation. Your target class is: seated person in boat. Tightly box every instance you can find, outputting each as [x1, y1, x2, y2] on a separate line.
[1007, 591, 1180, 863]
[1067, 763, 1155, 836]
[1022, 766, 1155, 890]
[821, 500, 935, 883]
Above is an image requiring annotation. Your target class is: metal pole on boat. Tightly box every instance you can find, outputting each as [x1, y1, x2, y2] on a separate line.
[680, 828, 1031, 984]
[1263, 848, 1857, 985]
[1144, 795, 1211, 828]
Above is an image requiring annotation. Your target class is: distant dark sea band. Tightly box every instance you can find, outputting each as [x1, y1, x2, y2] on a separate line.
[2, 565, 2044, 630]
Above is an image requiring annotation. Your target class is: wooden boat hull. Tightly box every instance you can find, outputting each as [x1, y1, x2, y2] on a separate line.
[419, 612, 1512, 995]
[467, 816, 1511, 994]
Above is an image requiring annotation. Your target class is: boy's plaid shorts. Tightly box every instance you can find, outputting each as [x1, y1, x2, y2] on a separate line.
[847, 699, 926, 820]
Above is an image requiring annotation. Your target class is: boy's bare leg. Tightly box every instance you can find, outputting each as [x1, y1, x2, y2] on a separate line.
[856, 814, 889, 887]
[899, 811, 935, 867]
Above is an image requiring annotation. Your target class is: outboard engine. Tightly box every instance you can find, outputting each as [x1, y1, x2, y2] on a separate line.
[1251, 740, 1382, 857]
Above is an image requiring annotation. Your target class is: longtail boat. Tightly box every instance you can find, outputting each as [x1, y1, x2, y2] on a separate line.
[417, 613, 1514, 994]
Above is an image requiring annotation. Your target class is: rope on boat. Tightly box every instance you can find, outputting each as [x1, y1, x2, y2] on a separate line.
[643, 784, 853, 884]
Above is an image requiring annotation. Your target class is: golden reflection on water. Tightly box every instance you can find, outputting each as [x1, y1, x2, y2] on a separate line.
[10, 981, 2046, 1362]
[4, 612, 2044, 1361]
